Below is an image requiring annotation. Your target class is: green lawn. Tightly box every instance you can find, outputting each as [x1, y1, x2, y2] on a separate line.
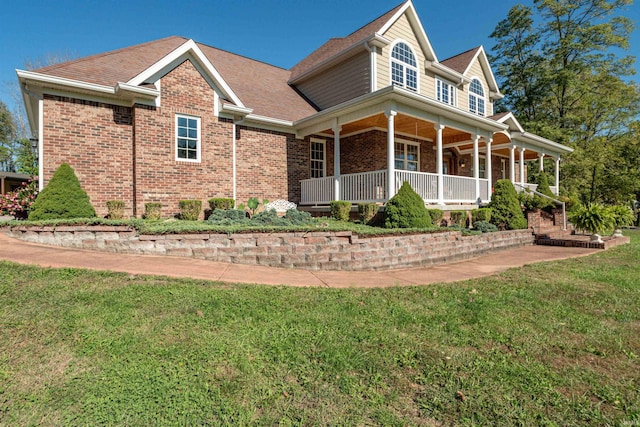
[1, 231, 639, 426]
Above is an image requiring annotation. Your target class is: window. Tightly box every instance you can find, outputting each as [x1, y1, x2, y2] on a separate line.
[436, 78, 456, 106]
[501, 158, 507, 179]
[471, 155, 486, 179]
[310, 139, 326, 178]
[176, 115, 201, 161]
[469, 78, 485, 116]
[394, 141, 419, 171]
[390, 42, 418, 92]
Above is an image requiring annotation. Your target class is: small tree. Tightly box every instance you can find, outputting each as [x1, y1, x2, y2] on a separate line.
[488, 179, 527, 230]
[384, 182, 431, 229]
[28, 163, 96, 220]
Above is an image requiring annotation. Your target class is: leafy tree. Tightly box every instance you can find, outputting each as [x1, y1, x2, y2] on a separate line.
[28, 163, 96, 220]
[490, 0, 639, 205]
[0, 101, 16, 168]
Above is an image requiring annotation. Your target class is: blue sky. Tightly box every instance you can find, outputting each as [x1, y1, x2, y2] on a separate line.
[1, 0, 638, 116]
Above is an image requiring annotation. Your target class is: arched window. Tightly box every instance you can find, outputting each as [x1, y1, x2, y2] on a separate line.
[390, 42, 418, 91]
[469, 78, 485, 116]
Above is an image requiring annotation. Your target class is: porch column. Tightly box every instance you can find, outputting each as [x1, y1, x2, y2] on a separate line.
[555, 157, 561, 195]
[435, 123, 445, 204]
[519, 146, 526, 186]
[333, 121, 342, 200]
[539, 152, 545, 172]
[486, 137, 493, 201]
[386, 110, 397, 200]
[473, 134, 480, 201]
[509, 145, 516, 184]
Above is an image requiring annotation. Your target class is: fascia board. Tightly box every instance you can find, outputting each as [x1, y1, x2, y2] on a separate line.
[17, 69, 116, 95]
[428, 62, 470, 85]
[496, 112, 525, 133]
[519, 132, 574, 154]
[220, 103, 253, 117]
[378, 1, 438, 62]
[126, 39, 245, 108]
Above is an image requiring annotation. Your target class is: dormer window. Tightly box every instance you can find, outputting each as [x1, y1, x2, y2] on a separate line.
[436, 78, 456, 107]
[469, 78, 485, 116]
[390, 42, 418, 92]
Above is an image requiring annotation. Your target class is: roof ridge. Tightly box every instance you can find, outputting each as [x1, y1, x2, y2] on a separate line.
[32, 36, 188, 75]
[343, 0, 407, 38]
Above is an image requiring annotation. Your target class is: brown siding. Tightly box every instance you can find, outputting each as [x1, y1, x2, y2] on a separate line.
[295, 51, 370, 110]
[42, 95, 134, 218]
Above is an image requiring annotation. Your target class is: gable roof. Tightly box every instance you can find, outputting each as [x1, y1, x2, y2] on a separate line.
[440, 46, 503, 97]
[289, 2, 405, 82]
[24, 36, 317, 122]
[440, 47, 481, 74]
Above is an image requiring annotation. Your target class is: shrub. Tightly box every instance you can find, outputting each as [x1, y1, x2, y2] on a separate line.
[208, 198, 235, 211]
[488, 179, 527, 230]
[207, 208, 250, 225]
[144, 202, 162, 220]
[358, 202, 379, 225]
[473, 221, 498, 233]
[449, 210, 468, 228]
[284, 209, 314, 225]
[530, 171, 555, 198]
[384, 182, 431, 229]
[179, 200, 202, 221]
[251, 209, 289, 226]
[330, 200, 351, 222]
[247, 198, 269, 216]
[426, 208, 444, 225]
[0, 179, 38, 219]
[471, 208, 491, 223]
[28, 163, 96, 221]
[569, 203, 614, 235]
[106, 200, 125, 219]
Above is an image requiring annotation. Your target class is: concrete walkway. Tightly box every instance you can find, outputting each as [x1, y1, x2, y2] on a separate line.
[0, 233, 599, 288]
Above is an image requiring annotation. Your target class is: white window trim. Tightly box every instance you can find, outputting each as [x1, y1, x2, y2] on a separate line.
[394, 139, 420, 172]
[389, 39, 420, 93]
[468, 77, 486, 117]
[175, 114, 202, 163]
[471, 154, 487, 179]
[436, 77, 457, 107]
[310, 138, 326, 178]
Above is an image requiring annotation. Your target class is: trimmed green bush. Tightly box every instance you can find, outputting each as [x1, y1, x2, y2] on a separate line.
[473, 221, 498, 233]
[449, 210, 468, 228]
[179, 200, 202, 221]
[251, 209, 288, 226]
[569, 203, 614, 235]
[208, 198, 235, 211]
[426, 208, 444, 225]
[530, 171, 555, 198]
[471, 208, 492, 223]
[28, 163, 96, 221]
[330, 200, 351, 222]
[106, 200, 125, 219]
[144, 202, 162, 220]
[488, 179, 528, 230]
[384, 182, 431, 229]
[358, 202, 379, 225]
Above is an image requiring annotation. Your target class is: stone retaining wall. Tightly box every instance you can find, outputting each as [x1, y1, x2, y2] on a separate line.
[2, 225, 535, 271]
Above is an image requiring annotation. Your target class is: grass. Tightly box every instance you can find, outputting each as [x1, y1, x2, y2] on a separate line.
[1, 231, 639, 426]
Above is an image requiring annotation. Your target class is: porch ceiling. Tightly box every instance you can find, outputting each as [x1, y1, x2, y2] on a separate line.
[322, 113, 479, 145]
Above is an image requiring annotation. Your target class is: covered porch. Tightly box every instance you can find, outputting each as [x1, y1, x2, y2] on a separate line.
[295, 87, 569, 206]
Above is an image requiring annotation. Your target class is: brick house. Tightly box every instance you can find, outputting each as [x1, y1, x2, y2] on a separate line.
[17, 1, 572, 218]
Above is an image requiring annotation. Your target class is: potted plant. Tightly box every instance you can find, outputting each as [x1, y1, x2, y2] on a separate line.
[607, 205, 635, 237]
[568, 203, 614, 243]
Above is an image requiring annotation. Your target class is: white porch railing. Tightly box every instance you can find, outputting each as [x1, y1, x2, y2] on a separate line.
[301, 170, 491, 205]
[517, 183, 539, 193]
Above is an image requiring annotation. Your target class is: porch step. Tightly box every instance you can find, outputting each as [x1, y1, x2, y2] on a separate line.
[534, 234, 606, 249]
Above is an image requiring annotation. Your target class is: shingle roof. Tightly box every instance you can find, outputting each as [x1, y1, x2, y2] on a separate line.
[440, 47, 481, 75]
[30, 36, 317, 122]
[489, 112, 510, 121]
[289, 2, 406, 81]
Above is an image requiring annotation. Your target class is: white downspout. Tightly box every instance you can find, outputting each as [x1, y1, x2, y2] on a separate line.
[364, 42, 377, 92]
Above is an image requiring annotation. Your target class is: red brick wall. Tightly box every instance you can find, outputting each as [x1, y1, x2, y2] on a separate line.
[132, 60, 233, 219]
[42, 95, 134, 217]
